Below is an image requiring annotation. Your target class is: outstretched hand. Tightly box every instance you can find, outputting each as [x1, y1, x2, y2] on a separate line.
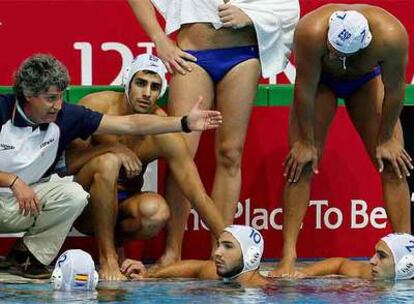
[284, 141, 319, 183]
[376, 138, 413, 178]
[187, 96, 223, 131]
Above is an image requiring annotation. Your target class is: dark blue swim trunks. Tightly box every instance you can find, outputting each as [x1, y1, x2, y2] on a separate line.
[320, 65, 381, 99]
[185, 45, 259, 83]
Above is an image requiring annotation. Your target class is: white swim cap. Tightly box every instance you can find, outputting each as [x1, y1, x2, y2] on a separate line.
[381, 233, 414, 280]
[51, 249, 99, 291]
[328, 11, 372, 54]
[122, 53, 168, 98]
[223, 225, 264, 276]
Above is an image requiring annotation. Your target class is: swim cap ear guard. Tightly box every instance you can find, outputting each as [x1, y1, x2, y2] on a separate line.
[381, 233, 414, 280]
[244, 246, 262, 270]
[395, 254, 414, 280]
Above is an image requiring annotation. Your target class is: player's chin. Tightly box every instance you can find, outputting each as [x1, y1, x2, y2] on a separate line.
[215, 266, 226, 277]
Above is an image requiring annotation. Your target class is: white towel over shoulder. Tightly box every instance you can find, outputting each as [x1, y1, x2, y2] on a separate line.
[151, 0, 300, 78]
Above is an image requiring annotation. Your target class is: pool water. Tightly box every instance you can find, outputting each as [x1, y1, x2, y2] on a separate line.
[0, 278, 412, 303]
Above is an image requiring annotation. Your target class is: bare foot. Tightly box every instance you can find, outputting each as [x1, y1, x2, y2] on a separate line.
[155, 250, 180, 267]
[269, 258, 296, 278]
[117, 247, 126, 265]
[99, 258, 127, 281]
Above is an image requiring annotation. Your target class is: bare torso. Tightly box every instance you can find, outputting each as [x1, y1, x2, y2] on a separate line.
[80, 91, 167, 192]
[177, 23, 257, 50]
[303, 4, 405, 80]
[89, 91, 162, 163]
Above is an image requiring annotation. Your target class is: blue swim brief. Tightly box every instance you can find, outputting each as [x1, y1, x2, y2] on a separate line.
[117, 190, 130, 203]
[117, 165, 145, 203]
[320, 65, 382, 99]
[185, 45, 259, 83]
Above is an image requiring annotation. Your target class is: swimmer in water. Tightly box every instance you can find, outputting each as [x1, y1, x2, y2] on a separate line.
[121, 225, 271, 287]
[294, 233, 414, 280]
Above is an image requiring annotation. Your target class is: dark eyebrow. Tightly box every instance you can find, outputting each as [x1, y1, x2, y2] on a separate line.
[220, 241, 234, 246]
[376, 249, 388, 256]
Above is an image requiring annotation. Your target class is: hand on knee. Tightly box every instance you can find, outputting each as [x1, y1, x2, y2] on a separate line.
[380, 162, 407, 181]
[62, 183, 89, 213]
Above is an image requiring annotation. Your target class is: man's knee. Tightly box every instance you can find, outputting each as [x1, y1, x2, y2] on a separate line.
[60, 182, 89, 214]
[90, 153, 122, 185]
[381, 162, 407, 182]
[119, 193, 170, 239]
[139, 193, 170, 227]
[216, 144, 243, 174]
[287, 163, 314, 186]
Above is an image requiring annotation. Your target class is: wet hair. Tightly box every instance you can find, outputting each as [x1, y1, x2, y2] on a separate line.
[13, 54, 70, 102]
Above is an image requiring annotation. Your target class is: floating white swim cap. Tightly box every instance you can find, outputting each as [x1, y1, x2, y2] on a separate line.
[223, 225, 264, 277]
[51, 249, 99, 291]
[122, 53, 168, 98]
[381, 233, 414, 280]
[328, 10, 372, 54]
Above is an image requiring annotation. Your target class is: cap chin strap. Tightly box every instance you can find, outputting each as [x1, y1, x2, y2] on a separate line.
[222, 246, 261, 281]
[339, 56, 347, 70]
[91, 270, 99, 289]
[221, 261, 244, 281]
[124, 92, 134, 111]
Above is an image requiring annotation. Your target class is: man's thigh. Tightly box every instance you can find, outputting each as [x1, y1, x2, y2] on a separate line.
[0, 194, 34, 233]
[74, 153, 121, 191]
[344, 76, 400, 156]
[0, 178, 85, 233]
[214, 59, 261, 151]
[289, 84, 338, 150]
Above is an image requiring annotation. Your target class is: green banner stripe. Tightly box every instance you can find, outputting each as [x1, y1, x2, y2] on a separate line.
[2, 85, 414, 106]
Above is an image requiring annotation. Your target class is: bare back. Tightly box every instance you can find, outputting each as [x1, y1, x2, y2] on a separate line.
[295, 4, 408, 80]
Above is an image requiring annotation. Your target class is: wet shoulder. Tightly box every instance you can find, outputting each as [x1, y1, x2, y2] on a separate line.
[295, 5, 337, 47]
[78, 91, 124, 115]
[368, 8, 407, 46]
[153, 106, 168, 117]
